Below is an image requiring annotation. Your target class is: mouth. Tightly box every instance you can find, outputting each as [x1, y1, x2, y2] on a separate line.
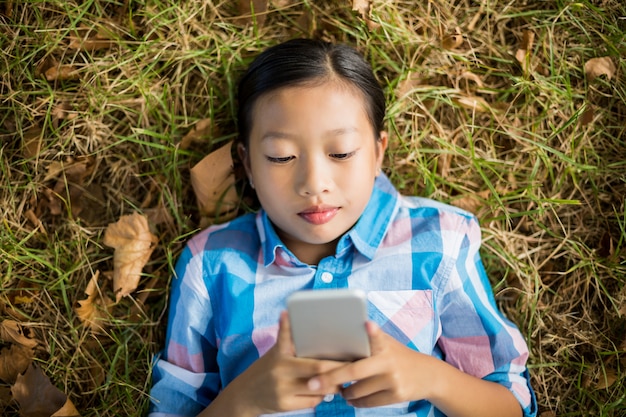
[298, 206, 340, 225]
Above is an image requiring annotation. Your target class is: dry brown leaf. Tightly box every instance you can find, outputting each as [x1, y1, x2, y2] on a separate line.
[0, 320, 38, 349]
[45, 65, 80, 81]
[352, 0, 379, 30]
[103, 213, 158, 303]
[51, 399, 81, 417]
[43, 156, 95, 217]
[584, 56, 616, 82]
[68, 26, 114, 51]
[237, 0, 269, 26]
[454, 94, 492, 113]
[451, 190, 491, 215]
[515, 30, 535, 74]
[579, 105, 594, 127]
[396, 72, 423, 99]
[22, 125, 44, 159]
[190, 141, 240, 224]
[458, 71, 485, 89]
[12, 364, 80, 417]
[24, 208, 47, 235]
[595, 368, 618, 390]
[0, 385, 12, 406]
[0, 344, 33, 384]
[75, 271, 113, 331]
[442, 28, 463, 50]
[271, 0, 294, 7]
[352, 0, 370, 17]
[294, 7, 316, 36]
[179, 118, 213, 150]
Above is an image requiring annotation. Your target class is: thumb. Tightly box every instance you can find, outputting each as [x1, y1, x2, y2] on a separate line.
[276, 310, 296, 356]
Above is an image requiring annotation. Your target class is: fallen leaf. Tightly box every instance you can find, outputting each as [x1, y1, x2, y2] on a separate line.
[396, 71, 423, 99]
[68, 26, 114, 51]
[44, 65, 80, 81]
[453, 94, 493, 113]
[22, 125, 44, 159]
[52, 102, 74, 122]
[595, 367, 618, 390]
[271, 0, 293, 7]
[103, 213, 158, 303]
[0, 385, 11, 406]
[0, 320, 38, 349]
[442, 28, 463, 50]
[51, 400, 81, 417]
[0, 344, 33, 384]
[585, 57, 616, 82]
[12, 364, 80, 417]
[179, 118, 213, 150]
[237, 0, 269, 26]
[43, 156, 95, 217]
[190, 141, 240, 224]
[24, 209, 47, 235]
[294, 7, 316, 36]
[515, 30, 535, 74]
[451, 190, 491, 215]
[75, 271, 113, 331]
[458, 71, 485, 89]
[352, 0, 379, 30]
[579, 105, 594, 126]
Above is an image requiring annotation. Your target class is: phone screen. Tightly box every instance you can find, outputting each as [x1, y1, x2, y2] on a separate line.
[287, 289, 371, 361]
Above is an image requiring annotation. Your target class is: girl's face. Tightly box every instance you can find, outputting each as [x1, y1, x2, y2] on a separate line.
[240, 82, 387, 265]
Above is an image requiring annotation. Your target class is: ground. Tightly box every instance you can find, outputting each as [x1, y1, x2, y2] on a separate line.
[1, 1, 625, 416]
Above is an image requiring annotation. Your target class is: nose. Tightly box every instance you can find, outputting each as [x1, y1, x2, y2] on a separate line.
[295, 156, 331, 196]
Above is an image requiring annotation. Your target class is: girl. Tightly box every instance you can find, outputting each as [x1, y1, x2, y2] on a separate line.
[149, 39, 537, 417]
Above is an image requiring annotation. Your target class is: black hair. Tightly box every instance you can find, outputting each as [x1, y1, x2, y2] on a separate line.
[236, 38, 386, 147]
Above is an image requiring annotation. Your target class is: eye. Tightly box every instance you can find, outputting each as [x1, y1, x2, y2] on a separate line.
[329, 151, 356, 160]
[265, 155, 294, 164]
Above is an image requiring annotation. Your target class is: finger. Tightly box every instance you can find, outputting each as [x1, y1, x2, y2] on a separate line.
[345, 389, 395, 408]
[308, 359, 378, 394]
[276, 310, 295, 356]
[365, 320, 386, 355]
[341, 375, 387, 402]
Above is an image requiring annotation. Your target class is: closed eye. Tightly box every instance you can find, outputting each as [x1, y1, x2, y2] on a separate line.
[265, 155, 294, 164]
[330, 151, 357, 160]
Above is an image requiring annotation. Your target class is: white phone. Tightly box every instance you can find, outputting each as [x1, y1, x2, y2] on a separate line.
[286, 288, 371, 361]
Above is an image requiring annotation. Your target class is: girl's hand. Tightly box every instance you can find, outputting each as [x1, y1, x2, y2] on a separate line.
[306, 321, 437, 407]
[306, 322, 523, 417]
[219, 311, 346, 416]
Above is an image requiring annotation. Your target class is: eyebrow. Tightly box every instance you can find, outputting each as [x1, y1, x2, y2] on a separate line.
[261, 131, 298, 141]
[261, 127, 359, 141]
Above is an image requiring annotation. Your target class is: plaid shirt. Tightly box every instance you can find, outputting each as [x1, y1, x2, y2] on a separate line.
[149, 174, 537, 417]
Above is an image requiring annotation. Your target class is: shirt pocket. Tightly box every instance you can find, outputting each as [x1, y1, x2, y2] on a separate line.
[367, 290, 436, 354]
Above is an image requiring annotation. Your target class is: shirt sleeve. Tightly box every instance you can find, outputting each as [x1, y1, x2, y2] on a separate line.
[436, 212, 537, 417]
[148, 245, 220, 416]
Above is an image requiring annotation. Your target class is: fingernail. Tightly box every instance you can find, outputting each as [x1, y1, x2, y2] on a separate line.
[308, 377, 321, 391]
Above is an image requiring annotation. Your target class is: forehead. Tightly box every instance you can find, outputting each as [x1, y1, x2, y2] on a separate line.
[250, 81, 372, 131]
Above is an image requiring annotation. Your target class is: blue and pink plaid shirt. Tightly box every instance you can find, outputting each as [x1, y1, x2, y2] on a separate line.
[149, 174, 537, 417]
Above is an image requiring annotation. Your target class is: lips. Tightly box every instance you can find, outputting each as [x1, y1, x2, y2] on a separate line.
[298, 206, 339, 225]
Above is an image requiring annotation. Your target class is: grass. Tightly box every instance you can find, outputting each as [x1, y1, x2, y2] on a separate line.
[1, 0, 625, 416]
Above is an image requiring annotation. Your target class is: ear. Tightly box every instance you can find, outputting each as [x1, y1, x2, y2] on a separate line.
[375, 131, 388, 174]
[237, 142, 252, 180]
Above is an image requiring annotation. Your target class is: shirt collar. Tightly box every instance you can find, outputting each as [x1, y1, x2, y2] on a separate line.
[257, 174, 399, 266]
[340, 173, 398, 260]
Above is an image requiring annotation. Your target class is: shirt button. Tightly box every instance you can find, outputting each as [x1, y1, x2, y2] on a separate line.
[320, 272, 333, 283]
[323, 394, 334, 402]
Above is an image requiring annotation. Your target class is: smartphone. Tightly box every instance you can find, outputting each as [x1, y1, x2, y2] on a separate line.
[286, 288, 371, 361]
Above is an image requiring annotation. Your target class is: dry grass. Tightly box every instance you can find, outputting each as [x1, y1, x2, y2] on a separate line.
[1, 0, 625, 416]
